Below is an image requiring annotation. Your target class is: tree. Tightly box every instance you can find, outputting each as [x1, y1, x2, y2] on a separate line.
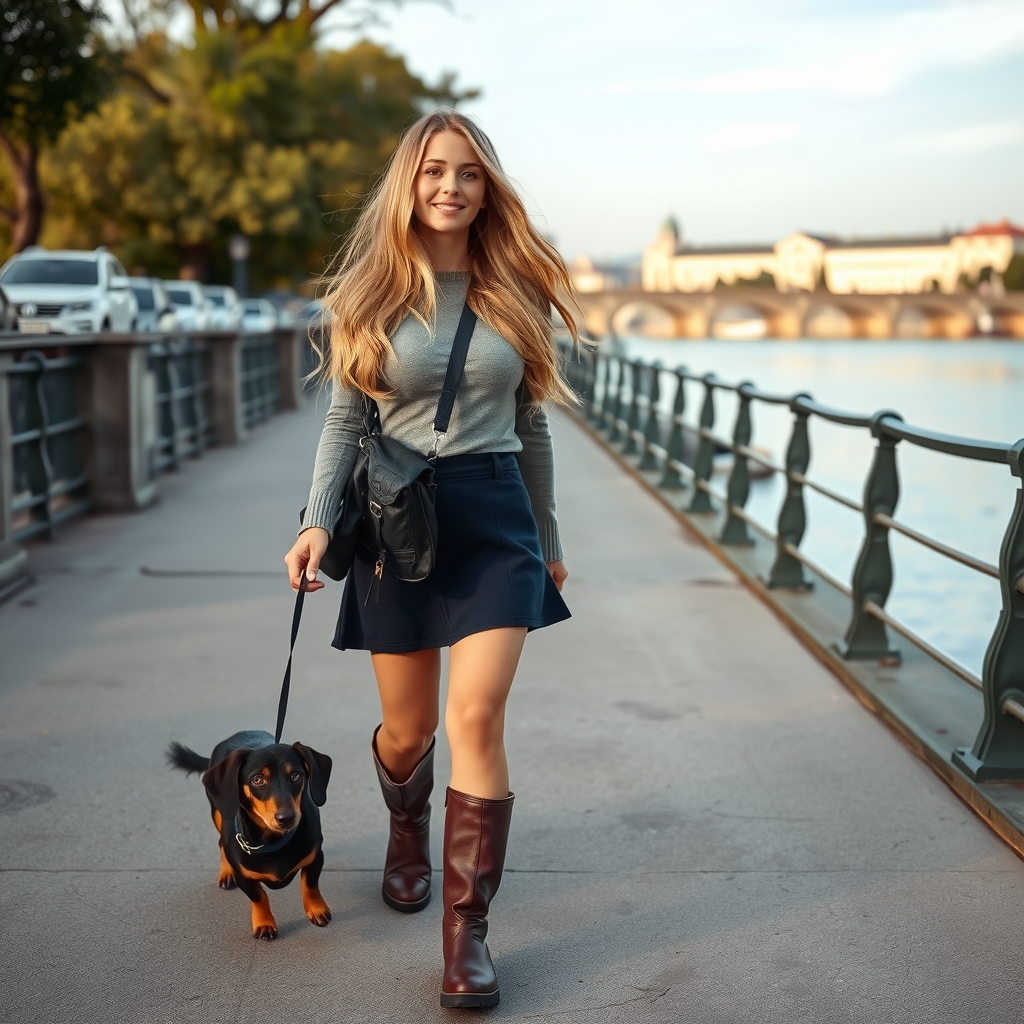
[0, 0, 112, 250]
[41, 33, 470, 286]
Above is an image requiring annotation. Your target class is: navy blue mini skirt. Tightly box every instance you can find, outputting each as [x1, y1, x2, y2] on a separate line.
[333, 452, 570, 653]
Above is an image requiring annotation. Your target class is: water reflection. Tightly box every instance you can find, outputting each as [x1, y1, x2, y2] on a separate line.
[617, 337, 1024, 675]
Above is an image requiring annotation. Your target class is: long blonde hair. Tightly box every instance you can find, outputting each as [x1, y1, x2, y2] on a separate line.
[316, 109, 580, 403]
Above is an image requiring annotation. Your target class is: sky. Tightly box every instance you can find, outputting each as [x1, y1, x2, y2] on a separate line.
[319, 0, 1024, 260]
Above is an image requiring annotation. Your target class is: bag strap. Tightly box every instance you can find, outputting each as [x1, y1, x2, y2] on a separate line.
[431, 300, 477, 454]
[274, 574, 306, 743]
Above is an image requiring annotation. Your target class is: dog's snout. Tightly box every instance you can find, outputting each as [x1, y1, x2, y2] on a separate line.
[275, 810, 297, 827]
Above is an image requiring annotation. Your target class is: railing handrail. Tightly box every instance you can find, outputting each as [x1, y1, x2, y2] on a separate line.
[590, 347, 1019, 581]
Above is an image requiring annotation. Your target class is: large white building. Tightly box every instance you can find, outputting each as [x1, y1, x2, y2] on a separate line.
[642, 218, 1024, 295]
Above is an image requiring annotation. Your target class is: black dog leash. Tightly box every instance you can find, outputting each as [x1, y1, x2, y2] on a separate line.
[275, 574, 306, 743]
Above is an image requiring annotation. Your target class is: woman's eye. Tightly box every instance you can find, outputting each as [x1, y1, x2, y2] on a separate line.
[250, 776, 266, 787]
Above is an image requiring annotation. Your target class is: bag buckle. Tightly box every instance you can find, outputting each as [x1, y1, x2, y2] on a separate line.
[369, 500, 382, 518]
[429, 429, 445, 462]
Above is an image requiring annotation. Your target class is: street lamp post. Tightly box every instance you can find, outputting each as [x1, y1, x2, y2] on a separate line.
[229, 233, 251, 298]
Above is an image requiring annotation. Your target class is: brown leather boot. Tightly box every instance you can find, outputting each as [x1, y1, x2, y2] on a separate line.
[440, 787, 515, 1009]
[372, 726, 434, 913]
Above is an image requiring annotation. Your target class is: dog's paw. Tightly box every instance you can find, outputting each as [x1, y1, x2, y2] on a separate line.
[305, 903, 332, 927]
[218, 871, 237, 890]
[253, 923, 278, 941]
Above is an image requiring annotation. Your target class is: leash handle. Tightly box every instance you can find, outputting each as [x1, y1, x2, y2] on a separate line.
[275, 574, 306, 743]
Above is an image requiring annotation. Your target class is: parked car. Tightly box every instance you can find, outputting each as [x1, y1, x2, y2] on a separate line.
[240, 298, 279, 333]
[0, 285, 14, 332]
[129, 278, 179, 332]
[163, 280, 212, 331]
[0, 247, 138, 334]
[202, 285, 242, 330]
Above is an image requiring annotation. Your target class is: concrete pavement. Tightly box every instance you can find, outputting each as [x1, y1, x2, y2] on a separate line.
[1, 400, 1022, 1023]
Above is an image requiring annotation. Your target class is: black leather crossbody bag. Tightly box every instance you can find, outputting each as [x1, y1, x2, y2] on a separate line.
[300, 300, 477, 593]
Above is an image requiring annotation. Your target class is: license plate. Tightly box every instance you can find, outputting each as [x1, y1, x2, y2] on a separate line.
[18, 320, 50, 334]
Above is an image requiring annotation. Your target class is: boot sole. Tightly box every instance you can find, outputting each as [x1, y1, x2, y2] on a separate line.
[440, 989, 499, 1008]
[382, 885, 431, 914]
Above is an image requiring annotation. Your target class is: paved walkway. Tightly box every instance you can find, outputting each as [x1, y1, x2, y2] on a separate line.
[1, 402, 1022, 1024]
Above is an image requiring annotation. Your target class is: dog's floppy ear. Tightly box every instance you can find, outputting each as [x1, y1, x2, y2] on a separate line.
[292, 742, 332, 807]
[202, 749, 249, 820]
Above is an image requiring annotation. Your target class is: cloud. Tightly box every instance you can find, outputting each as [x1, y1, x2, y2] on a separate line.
[693, 1, 1024, 97]
[700, 122, 802, 152]
[896, 120, 1024, 154]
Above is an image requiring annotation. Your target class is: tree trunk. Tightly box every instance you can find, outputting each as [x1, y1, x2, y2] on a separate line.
[179, 244, 210, 282]
[0, 135, 44, 252]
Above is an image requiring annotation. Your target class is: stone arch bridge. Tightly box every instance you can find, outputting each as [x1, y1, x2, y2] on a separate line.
[575, 287, 1024, 340]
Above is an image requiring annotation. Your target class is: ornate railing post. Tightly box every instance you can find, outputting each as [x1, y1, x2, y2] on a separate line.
[622, 361, 642, 455]
[688, 375, 716, 513]
[659, 367, 687, 490]
[719, 383, 753, 545]
[639, 363, 662, 471]
[768, 396, 813, 589]
[840, 412, 902, 661]
[607, 357, 624, 442]
[953, 438, 1024, 780]
[590, 352, 607, 425]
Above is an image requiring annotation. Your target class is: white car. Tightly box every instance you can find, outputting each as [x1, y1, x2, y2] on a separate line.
[203, 285, 242, 330]
[0, 247, 138, 334]
[163, 280, 212, 331]
[240, 298, 279, 333]
[129, 278, 179, 332]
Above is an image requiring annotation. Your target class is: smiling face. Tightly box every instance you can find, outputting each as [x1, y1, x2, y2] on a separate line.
[412, 130, 487, 238]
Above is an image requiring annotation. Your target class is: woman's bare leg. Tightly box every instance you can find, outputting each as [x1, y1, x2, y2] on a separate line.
[445, 627, 527, 799]
[371, 649, 441, 783]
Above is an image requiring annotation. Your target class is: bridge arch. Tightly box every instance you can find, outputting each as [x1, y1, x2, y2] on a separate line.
[893, 300, 973, 340]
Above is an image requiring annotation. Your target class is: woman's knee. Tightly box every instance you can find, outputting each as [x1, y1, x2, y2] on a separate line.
[379, 720, 436, 760]
[446, 699, 505, 751]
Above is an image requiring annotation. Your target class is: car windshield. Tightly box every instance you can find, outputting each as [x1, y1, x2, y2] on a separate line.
[242, 301, 262, 313]
[130, 285, 155, 311]
[206, 294, 226, 307]
[167, 289, 193, 306]
[2, 259, 99, 286]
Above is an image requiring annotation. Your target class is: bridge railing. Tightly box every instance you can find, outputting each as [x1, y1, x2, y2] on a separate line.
[559, 340, 1024, 783]
[0, 325, 309, 601]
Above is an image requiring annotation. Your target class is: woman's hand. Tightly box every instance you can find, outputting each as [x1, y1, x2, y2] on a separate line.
[285, 528, 330, 593]
[547, 560, 568, 592]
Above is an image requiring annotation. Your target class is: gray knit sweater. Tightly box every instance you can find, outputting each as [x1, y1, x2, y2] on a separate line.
[303, 272, 562, 562]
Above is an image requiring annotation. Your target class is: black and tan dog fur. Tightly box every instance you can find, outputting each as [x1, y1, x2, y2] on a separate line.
[168, 729, 332, 940]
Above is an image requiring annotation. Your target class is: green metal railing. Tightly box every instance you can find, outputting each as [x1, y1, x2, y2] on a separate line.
[240, 333, 281, 428]
[560, 341, 1024, 782]
[149, 337, 214, 473]
[6, 349, 91, 542]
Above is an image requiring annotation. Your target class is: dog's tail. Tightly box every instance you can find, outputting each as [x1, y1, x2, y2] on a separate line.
[166, 741, 210, 777]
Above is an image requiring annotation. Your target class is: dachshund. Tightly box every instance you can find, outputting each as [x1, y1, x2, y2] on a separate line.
[168, 730, 332, 940]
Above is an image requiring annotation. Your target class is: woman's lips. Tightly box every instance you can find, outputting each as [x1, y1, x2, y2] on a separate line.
[432, 203, 465, 212]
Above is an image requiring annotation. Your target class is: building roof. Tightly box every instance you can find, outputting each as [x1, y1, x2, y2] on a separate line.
[822, 235, 954, 250]
[676, 243, 774, 256]
[963, 218, 1024, 238]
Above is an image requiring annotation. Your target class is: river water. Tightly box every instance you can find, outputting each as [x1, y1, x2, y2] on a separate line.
[616, 337, 1024, 676]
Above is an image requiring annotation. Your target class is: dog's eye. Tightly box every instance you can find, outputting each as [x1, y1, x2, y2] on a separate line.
[290, 771, 303, 783]
[250, 775, 266, 787]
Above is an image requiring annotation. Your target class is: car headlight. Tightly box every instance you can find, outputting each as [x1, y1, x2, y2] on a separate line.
[67, 301, 93, 312]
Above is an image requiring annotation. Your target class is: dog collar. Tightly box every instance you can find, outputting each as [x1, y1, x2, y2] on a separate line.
[230, 813, 298, 856]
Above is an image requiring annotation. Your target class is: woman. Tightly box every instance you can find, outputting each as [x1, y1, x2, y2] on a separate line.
[284, 110, 579, 1009]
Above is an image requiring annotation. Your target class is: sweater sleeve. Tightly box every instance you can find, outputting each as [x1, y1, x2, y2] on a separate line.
[302, 383, 365, 536]
[514, 398, 563, 563]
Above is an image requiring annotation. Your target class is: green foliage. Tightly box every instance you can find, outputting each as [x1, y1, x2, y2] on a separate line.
[1004, 255, 1024, 292]
[39, 12, 471, 286]
[0, 0, 111, 146]
[715, 271, 776, 289]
